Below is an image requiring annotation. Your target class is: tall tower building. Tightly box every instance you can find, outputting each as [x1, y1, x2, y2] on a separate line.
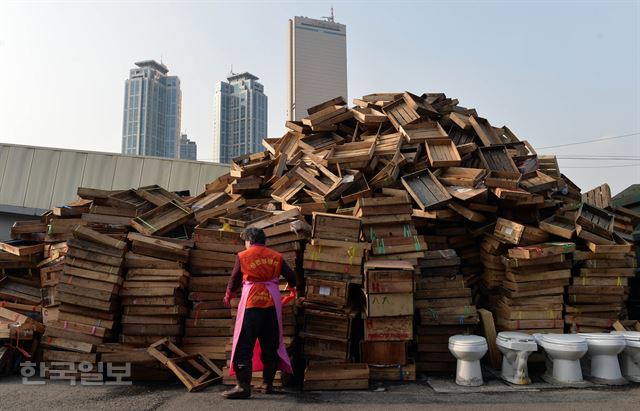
[121, 60, 182, 158]
[288, 14, 347, 121]
[212, 72, 268, 164]
[179, 133, 197, 161]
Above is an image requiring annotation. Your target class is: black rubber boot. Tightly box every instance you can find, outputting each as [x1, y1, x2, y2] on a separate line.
[257, 362, 277, 394]
[222, 363, 252, 399]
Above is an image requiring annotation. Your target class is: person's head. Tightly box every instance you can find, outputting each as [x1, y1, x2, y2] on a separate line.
[241, 227, 266, 249]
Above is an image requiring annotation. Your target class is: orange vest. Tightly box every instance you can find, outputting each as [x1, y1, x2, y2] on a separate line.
[238, 245, 284, 308]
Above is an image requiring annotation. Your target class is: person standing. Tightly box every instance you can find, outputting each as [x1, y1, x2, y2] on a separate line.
[222, 227, 296, 399]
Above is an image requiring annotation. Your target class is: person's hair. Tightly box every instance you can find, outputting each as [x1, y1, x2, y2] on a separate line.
[241, 227, 266, 245]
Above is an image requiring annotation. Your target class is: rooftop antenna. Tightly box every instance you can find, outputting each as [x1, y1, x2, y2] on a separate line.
[160, 54, 163, 65]
[322, 6, 335, 23]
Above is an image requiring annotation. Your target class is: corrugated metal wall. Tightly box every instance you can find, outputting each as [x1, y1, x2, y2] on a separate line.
[0, 144, 229, 215]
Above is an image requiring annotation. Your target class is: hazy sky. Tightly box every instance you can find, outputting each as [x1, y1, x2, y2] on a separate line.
[0, 1, 638, 195]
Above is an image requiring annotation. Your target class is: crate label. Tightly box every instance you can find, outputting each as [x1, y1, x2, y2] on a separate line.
[319, 286, 331, 296]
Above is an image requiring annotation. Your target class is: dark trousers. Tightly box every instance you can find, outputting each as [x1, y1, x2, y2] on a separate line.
[233, 307, 279, 370]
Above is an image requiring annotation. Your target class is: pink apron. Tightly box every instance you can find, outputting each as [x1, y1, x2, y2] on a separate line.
[229, 279, 293, 376]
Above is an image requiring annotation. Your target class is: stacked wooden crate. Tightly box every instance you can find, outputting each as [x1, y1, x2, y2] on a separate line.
[567, 240, 636, 332]
[119, 233, 190, 346]
[184, 222, 240, 366]
[301, 213, 364, 367]
[0, 239, 43, 312]
[362, 260, 415, 381]
[414, 248, 478, 373]
[41, 225, 126, 379]
[493, 242, 574, 334]
[304, 213, 365, 284]
[479, 234, 510, 293]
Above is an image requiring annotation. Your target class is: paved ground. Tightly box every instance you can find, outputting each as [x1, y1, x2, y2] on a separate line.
[1, 375, 639, 411]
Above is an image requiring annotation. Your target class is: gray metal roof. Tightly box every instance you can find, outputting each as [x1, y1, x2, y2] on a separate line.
[0, 143, 229, 215]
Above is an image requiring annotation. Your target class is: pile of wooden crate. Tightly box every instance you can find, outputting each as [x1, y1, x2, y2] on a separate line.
[184, 221, 239, 364]
[301, 213, 366, 389]
[362, 260, 415, 380]
[0, 90, 639, 387]
[120, 233, 190, 347]
[414, 248, 478, 373]
[493, 242, 575, 334]
[42, 225, 126, 379]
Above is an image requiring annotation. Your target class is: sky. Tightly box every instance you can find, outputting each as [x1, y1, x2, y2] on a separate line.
[0, 0, 639, 195]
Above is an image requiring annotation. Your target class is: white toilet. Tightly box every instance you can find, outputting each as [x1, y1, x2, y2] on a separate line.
[535, 333, 588, 384]
[448, 335, 488, 386]
[613, 331, 640, 383]
[496, 332, 538, 385]
[578, 333, 627, 385]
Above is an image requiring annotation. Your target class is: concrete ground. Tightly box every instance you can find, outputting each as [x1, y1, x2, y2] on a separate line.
[0, 375, 639, 411]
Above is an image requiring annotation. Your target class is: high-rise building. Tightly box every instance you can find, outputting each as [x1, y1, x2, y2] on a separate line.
[288, 14, 347, 121]
[212, 72, 268, 164]
[179, 134, 197, 160]
[121, 60, 182, 158]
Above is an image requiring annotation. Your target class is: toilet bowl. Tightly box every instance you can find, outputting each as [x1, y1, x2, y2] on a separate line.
[612, 331, 640, 383]
[448, 335, 488, 386]
[496, 331, 538, 385]
[534, 333, 588, 384]
[578, 333, 627, 385]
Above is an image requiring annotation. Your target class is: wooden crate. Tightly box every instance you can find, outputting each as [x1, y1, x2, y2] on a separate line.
[520, 171, 557, 193]
[479, 146, 520, 173]
[304, 363, 369, 391]
[0, 240, 43, 256]
[494, 218, 525, 244]
[399, 119, 448, 143]
[312, 212, 361, 242]
[364, 316, 413, 341]
[582, 183, 612, 210]
[298, 132, 344, 153]
[575, 202, 615, 239]
[436, 167, 485, 187]
[108, 189, 153, 211]
[302, 308, 353, 341]
[364, 260, 414, 294]
[469, 116, 504, 146]
[304, 278, 350, 307]
[369, 363, 416, 381]
[131, 200, 194, 236]
[362, 341, 408, 365]
[326, 140, 375, 169]
[219, 207, 273, 228]
[425, 138, 461, 168]
[302, 336, 350, 361]
[352, 107, 388, 125]
[402, 169, 452, 210]
[382, 95, 421, 129]
[341, 171, 371, 205]
[484, 171, 528, 190]
[137, 185, 183, 207]
[539, 214, 576, 239]
[508, 242, 576, 259]
[364, 292, 413, 317]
